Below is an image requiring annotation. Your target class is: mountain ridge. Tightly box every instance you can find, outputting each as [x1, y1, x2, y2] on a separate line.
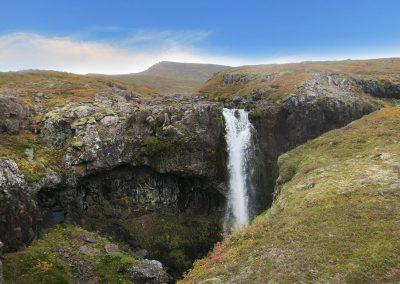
[91, 61, 230, 95]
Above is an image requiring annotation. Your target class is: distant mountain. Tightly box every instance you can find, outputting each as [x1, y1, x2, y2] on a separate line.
[94, 61, 230, 95]
[137, 61, 230, 81]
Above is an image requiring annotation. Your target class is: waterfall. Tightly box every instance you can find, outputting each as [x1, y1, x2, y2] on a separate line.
[223, 108, 255, 231]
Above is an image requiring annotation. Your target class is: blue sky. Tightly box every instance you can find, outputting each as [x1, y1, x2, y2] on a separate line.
[1, 0, 400, 73]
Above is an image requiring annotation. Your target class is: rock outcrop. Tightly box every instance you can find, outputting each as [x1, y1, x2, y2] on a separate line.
[0, 241, 3, 284]
[0, 159, 39, 251]
[358, 77, 400, 99]
[127, 259, 169, 284]
[231, 73, 380, 213]
[20, 94, 226, 276]
[2, 225, 170, 283]
[0, 96, 29, 134]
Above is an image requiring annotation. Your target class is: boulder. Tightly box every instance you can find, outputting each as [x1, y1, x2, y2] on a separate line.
[79, 244, 97, 256]
[104, 243, 119, 253]
[0, 96, 29, 134]
[127, 259, 169, 284]
[100, 115, 118, 126]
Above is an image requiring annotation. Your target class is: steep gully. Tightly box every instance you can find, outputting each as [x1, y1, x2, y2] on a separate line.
[44, 96, 377, 278]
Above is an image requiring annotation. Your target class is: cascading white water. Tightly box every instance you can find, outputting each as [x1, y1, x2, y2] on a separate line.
[223, 108, 254, 230]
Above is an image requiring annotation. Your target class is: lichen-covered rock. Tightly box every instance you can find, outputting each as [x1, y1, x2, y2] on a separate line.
[0, 159, 40, 251]
[100, 115, 118, 126]
[127, 259, 169, 284]
[40, 117, 73, 147]
[220, 73, 257, 86]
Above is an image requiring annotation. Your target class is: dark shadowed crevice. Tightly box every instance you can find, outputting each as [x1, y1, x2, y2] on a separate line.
[37, 165, 225, 278]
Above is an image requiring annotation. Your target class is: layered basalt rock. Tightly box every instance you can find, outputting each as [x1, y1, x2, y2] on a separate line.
[18, 94, 226, 275]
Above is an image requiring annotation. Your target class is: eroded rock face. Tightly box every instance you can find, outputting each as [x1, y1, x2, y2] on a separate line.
[278, 73, 378, 150]
[0, 159, 39, 251]
[66, 166, 223, 220]
[358, 77, 400, 99]
[0, 96, 29, 134]
[248, 73, 380, 211]
[31, 95, 226, 276]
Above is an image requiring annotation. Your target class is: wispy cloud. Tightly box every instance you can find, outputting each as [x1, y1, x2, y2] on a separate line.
[0, 31, 250, 74]
[125, 29, 210, 45]
[0, 31, 399, 74]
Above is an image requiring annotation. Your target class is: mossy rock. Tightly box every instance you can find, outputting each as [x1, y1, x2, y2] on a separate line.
[69, 138, 85, 148]
[0, 131, 63, 183]
[3, 225, 137, 283]
[248, 108, 264, 119]
[140, 135, 186, 158]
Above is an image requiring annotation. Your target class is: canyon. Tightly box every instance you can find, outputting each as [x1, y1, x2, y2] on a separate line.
[1, 58, 400, 282]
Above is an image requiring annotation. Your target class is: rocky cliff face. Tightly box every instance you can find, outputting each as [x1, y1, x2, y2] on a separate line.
[182, 107, 400, 283]
[0, 159, 40, 251]
[224, 73, 380, 213]
[0, 91, 227, 276]
[0, 63, 391, 278]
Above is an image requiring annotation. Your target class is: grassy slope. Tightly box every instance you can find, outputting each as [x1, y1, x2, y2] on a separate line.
[182, 107, 400, 283]
[200, 58, 400, 102]
[106, 74, 201, 95]
[3, 225, 137, 283]
[95, 61, 230, 95]
[0, 70, 161, 110]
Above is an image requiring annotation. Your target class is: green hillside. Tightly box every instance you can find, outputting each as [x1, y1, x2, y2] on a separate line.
[182, 106, 400, 283]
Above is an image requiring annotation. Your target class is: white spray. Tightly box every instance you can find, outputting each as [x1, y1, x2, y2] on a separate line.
[223, 108, 254, 231]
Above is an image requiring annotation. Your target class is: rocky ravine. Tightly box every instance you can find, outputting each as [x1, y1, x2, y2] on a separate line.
[182, 106, 400, 283]
[0, 65, 391, 280]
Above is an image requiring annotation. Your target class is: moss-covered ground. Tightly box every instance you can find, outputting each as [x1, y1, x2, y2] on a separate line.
[0, 131, 63, 183]
[182, 107, 400, 283]
[3, 225, 137, 283]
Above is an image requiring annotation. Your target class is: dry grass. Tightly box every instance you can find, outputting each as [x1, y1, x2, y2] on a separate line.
[199, 58, 400, 101]
[0, 70, 161, 112]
